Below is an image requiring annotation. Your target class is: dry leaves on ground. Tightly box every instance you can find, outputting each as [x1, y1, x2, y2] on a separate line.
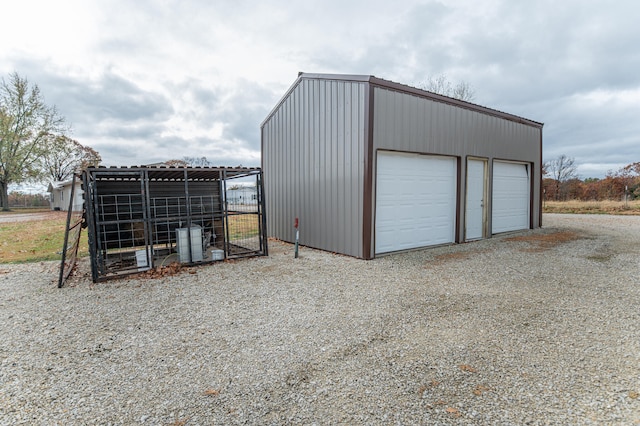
[459, 364, 477, 373]
[139, 262, 185, 279]
[473, 385, 491, 396]
[425, 251, 478, 268]
[504, 231, 580, 252]
[446, 407, 462, 417]
[204, 389, 220, 396]
[418, 379, 441, 396]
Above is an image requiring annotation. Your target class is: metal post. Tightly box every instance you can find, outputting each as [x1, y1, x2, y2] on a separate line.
[223, 169, 230, 259]
[58, 173, 77, 288]
[625, 185, 628, 208]
[142, 169, 151, 268]
[294, 217, 299, 258]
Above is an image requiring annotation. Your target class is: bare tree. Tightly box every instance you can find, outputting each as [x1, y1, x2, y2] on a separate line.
[183, 156, 214, 167]
[419, 74, 476, 102]
[164, 159, 188, 167]
[40, 134, 101, 182]
[0, 72, 64, 210]
[623, 161, 640, 176]
[544, 154, 578, 200]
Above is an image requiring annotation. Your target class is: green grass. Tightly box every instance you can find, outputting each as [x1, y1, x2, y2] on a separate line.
[226, 214, 260, 240]
[0, 207, 50, 214]
[0, 214, 88, 263]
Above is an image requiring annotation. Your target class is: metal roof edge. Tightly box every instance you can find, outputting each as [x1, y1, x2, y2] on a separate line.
[368, 75, 544, 129]
[260, 73, 305, 129]
[85, 165, 261, 172]
[260, 72, 374, 128]
[48, 178, 79, 191]
[297, 72, 372, 83]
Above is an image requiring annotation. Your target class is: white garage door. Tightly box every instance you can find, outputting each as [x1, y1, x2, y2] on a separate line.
[492, 161, 530, 234]
[375, 151, 456, 254]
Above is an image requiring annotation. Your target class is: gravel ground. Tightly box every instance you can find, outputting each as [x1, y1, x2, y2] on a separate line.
[1, 213, 639, 425]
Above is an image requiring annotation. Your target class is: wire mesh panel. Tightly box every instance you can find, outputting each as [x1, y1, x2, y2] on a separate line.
[151, 196, 187, 219]
[226, 212, 262, 255]
[224, 175, 266, 258]
[189, 195, 225, 255]
[149, 196, 187, 249]
[96, 193, 149, 275]
[84, 170, 150, 279]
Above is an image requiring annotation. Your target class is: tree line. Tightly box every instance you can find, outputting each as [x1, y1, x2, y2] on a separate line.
[6, 192, 50, 208]
[544, 155, 639, 201]
[0, 72, 101, 211]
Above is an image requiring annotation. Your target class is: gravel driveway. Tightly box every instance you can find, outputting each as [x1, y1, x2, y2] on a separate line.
[1, 214, 639, 425]
[0, 210, 66, 223]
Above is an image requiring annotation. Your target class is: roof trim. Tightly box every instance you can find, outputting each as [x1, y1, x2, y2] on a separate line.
[48, 179, 78, 191]
[83, 166, 261, 182]
[260, 73, 304, 128]
[368, 75, 543, 128]
[261, 72, 544, 129]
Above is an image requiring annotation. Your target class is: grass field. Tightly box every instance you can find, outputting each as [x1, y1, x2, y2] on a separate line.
[0, 207, 51, 214]
[543, 199, 640, 215]
[0, 212, 89, 263]
[226, 213, 260, 240]
[0, 210, 260, 264]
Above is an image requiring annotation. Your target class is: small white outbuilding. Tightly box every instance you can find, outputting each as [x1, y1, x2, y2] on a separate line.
[48, 179, 83, 211]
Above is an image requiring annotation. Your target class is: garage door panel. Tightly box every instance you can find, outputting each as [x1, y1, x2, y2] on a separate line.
[492, 162, 529, 234]
[375, 152, 456, 254]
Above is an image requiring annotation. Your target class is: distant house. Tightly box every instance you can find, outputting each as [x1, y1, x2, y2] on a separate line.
[226, 186, 258, 206]
[48, 179, 83, 211]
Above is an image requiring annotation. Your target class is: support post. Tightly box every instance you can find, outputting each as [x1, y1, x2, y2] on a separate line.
[294, 217, 299, 259]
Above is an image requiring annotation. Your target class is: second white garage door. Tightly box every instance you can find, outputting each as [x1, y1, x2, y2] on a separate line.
[492, 161, 530, 234]
[375, 151, 456, 254]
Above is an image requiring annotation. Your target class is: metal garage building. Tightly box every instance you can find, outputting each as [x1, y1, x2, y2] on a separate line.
[261, 73, 543, 259]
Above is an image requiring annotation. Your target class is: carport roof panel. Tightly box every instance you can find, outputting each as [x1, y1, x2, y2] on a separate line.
[85, 166, 261, 182]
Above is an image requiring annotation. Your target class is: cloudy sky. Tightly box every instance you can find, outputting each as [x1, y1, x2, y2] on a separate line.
[1, 0, 639, 179]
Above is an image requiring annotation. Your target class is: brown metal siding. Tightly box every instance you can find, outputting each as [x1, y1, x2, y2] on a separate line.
[371, 87, 542, 256]
[262, 78, 367, 257]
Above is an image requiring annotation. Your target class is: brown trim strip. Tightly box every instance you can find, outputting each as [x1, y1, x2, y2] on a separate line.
[362, 82, 375, 259]
[539, 128, 544, 227]
[368, 76, 543, 129]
